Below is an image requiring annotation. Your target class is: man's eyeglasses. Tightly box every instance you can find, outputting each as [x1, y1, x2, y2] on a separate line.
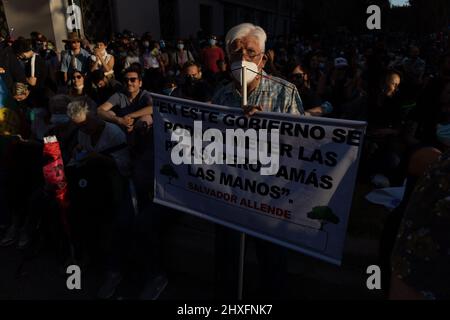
[72, 75, 83, 80]
[124, 77, 139, 83]
[229, 50, 263, 62]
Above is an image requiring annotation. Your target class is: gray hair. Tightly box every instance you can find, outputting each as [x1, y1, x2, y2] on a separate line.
[12, 82, 29, 96]
[225, 23, 267, 56]
[66, 100, 89, 120]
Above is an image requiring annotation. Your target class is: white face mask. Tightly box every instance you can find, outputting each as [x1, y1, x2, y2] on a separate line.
[177, 44, 184, 50]
[231, 60, 261, 86]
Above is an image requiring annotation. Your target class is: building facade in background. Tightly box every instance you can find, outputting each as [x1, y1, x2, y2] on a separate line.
[0, 0, 301, 51]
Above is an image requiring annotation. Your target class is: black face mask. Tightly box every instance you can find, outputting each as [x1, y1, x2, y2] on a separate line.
[185, 76, 199, 86]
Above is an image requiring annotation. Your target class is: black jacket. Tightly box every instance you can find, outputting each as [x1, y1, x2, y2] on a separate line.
[0, 46, 27, 91]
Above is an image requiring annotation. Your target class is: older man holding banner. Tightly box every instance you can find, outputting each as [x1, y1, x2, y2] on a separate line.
[151, 23, 366, 300]
[212, 23, 304, 299]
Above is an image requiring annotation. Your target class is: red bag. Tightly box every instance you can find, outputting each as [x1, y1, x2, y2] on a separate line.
[43, 136, 70, 235]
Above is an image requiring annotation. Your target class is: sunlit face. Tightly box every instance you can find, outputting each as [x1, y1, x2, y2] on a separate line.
[70, 40, 81, 51]
[95, 42, 106, 51]
[386, 74, 401, 95]
[96, 79, 107, 89]
[14, 92, 29, 102]
[185, 65, 201, 80]
[124, 71, 142, 94]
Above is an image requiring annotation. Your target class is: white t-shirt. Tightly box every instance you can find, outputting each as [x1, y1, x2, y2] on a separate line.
[92, 52, 114, 76]
[78, 122, 131, 176]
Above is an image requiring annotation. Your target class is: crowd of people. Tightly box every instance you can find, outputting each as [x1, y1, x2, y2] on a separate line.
[0, 22, 449, 300]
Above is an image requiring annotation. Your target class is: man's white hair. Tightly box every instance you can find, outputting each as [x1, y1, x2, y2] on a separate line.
[225, 23, 267, 56]
[67, 100, 89, 120]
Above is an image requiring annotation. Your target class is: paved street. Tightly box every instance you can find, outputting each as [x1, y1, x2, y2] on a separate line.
[0, 183, 387, 300]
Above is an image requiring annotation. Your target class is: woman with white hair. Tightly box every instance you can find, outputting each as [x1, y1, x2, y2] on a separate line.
[66, 100, 135, 298]
[67, 100, 130, 177]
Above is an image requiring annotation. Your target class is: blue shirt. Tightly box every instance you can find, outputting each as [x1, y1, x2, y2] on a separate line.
[212, 71, 304, 115]
[60, 48, 92, 75]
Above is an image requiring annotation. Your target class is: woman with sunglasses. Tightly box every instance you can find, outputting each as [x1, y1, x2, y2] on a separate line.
[68, 71, 97, 112]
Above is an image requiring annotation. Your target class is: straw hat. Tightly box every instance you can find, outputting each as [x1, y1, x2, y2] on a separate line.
[63, 32, 83, 43]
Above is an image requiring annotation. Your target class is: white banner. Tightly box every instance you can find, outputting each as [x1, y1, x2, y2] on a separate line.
[152, 94, 367, 265]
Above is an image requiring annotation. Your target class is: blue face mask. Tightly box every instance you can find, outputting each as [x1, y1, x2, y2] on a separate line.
[437, 124, 450, 147]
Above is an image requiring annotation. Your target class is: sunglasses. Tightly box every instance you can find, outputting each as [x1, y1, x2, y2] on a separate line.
[124, 77, 139, 83]
[72, 75, 83, 80]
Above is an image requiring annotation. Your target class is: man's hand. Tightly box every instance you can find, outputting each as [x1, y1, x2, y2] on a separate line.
[116, 116, 135, 130]
[243, 105, 263, 117]
[27, 77, 37, 87]
[116, 116, 134, 128]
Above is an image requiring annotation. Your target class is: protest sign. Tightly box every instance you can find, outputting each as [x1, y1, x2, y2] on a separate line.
[153, 94, 366, 265]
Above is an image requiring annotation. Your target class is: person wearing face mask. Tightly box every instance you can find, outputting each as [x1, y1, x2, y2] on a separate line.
[141, 41, 165, 92]
[12, 38, 51, 105]
[170, 40, 195, 76]
[212, 23, 304, 116]
[90, 40, 115, 79]
[378, 85, 450, 297]
[34, 35, 58, 93]
[288, 62, 333, 116]
[158, 40, 170, 74]
[0, 39, 27, 92]
[68, 71, 97, 112]
[64, 101, 134, 299]
[211, 23, 304, 300]
[201, 35, 225, 75]
[123, 41, 141, 72]
[12, 39, 48, 94]
[172, 61, 212, 103]
[161, 77, 178, 97]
